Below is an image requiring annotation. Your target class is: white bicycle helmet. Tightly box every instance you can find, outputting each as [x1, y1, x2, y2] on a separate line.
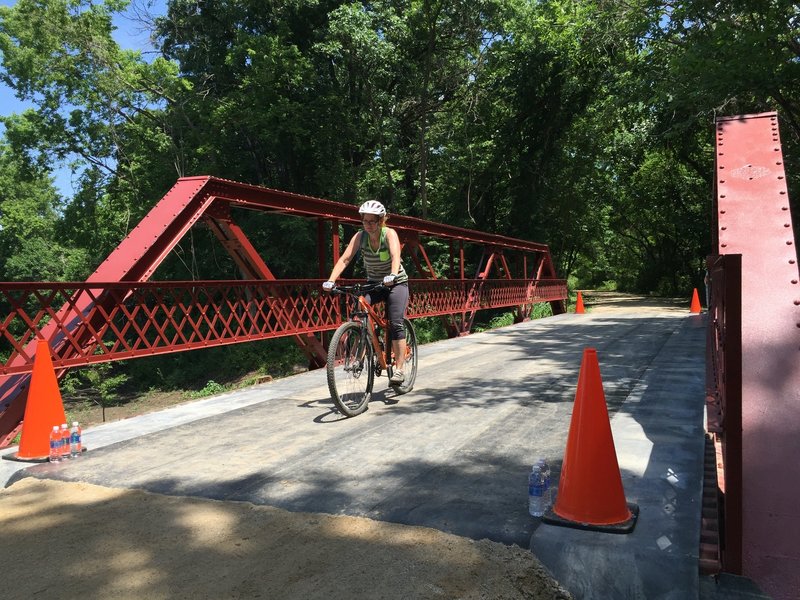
[358, 200, 386, 216]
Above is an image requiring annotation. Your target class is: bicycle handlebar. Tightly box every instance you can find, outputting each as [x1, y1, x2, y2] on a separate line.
[329, 282, 389, 296]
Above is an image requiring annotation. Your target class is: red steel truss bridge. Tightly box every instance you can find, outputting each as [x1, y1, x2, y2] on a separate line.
[0, 177, 567, 446]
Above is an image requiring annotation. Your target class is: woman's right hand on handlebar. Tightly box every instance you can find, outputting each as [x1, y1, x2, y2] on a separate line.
[322, 281, 335, 292]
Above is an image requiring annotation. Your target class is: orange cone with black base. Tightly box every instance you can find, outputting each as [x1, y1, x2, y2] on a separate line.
[542, 348, 638, 533]
[575, 291, 585, 314]
[12, 340, 67, 462]
[690, 288, 701, 313]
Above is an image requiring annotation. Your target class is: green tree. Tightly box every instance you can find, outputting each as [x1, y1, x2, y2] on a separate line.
[0, 142, 89, 281]
[0, 0, 185, 265]
[2, 0, 793, 296]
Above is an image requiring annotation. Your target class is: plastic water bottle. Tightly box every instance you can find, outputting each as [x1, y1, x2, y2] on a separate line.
[60, 423, 71, 459]
[49, 426, 62, 463]
[70, 422, 82, 458]
[528, 465, 545, 517]
[536, 457, 552, 508]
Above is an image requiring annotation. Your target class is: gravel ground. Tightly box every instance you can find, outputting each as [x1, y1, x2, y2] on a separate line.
[1, 478, 570, 599]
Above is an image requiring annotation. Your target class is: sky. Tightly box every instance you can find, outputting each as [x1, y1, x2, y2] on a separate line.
[0, 0, 167, 197]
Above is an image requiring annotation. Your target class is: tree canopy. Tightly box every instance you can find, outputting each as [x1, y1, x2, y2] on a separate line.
[1, 0, 798, 293]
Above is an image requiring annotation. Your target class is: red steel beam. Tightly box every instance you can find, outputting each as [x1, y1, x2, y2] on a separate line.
[713, 112, 800, 598]
[202, 203, 328, 365]
[197, 176, 553, 253]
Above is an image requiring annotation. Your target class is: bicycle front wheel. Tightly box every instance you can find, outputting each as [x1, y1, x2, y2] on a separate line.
[393, 318, 418, 395]
[327, 322, 374, 416]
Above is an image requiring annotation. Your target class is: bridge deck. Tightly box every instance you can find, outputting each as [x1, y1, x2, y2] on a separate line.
[2, 307, 706, 599]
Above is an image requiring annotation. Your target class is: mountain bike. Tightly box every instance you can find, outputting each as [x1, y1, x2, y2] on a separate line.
[326, 282, 418, 416]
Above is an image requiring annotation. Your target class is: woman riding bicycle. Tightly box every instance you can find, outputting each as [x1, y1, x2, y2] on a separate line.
[322, 200, 410, 384]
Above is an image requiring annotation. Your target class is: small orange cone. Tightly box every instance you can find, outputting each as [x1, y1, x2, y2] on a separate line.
[542, 348, 638, 533]
[12, 340, 67, 462]
[575, 291, 585, 314]
[690, 288, 701, 313]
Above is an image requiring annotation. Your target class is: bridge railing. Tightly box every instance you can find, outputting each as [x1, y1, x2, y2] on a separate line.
[0, 277, 567, 376]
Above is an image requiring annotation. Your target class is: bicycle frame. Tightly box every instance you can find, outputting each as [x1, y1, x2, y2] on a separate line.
[350, 293, 394, 375]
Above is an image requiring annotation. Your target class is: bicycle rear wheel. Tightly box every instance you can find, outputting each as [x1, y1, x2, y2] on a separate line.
[393, 318, 418, 394]
[327, 322, 374, 416]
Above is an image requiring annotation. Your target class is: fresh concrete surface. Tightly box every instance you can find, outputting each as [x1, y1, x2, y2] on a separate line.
[3, 309, 710, 599]
[530, 313, 706, 599]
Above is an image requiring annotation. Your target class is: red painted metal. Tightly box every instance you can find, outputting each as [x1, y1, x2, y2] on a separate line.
[712, 112, 800, 599]
[0, 176, 566, 446]
[0, 277, 566, 378]
[705, 253, 742, 574]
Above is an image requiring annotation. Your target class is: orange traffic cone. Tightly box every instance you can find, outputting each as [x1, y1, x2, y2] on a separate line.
[12, 340, 67, 462]
[575, 291, 585, 314]
[542, 348, 638, 533]
[690, 288, 701, 313]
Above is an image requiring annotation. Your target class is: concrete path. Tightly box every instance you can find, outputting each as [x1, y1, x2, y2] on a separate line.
[2, 308, 707, 599]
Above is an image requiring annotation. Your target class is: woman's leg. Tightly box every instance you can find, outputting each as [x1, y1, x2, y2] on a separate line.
[387, 284, 409, 374]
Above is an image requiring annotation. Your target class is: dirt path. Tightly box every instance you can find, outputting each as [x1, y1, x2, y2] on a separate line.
[577, 290, 690, 315]
[1, 478, 570, 599]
